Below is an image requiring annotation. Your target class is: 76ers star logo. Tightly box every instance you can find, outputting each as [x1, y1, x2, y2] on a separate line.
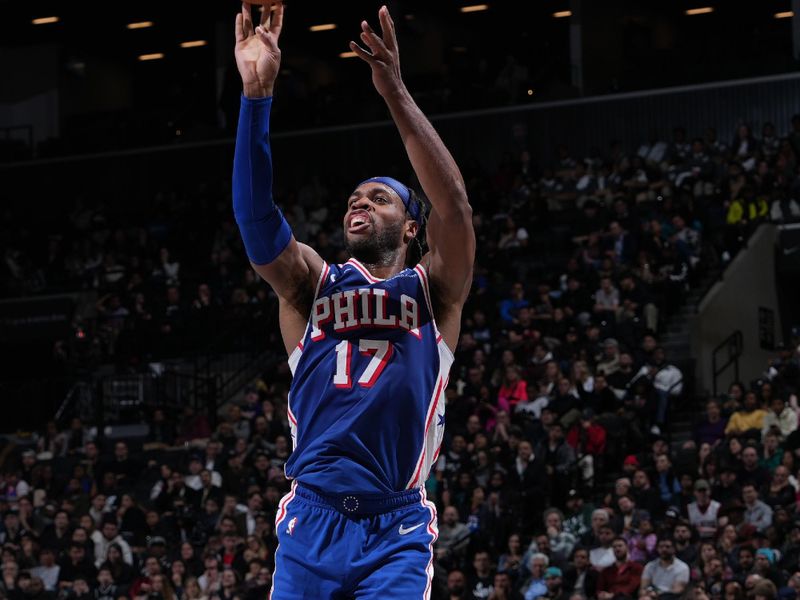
[286, 517, 298, 536]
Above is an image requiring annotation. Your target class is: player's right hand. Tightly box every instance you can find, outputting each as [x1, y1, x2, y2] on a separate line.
[235, 1, 284, 98]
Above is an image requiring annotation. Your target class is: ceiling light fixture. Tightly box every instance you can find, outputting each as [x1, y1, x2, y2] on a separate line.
[127, 21, 154, 30]
[552, 10, 572, 18]
[339, 51, 358, 58]
[179, 40, 208, 48]
[685, 7, 714, 15]
[775, 11, 794, 19]
[32, 16, 59, 25]
[460, 5, 489, 13]
[309, 23, 337, 32]
[138, 53, 165, 61]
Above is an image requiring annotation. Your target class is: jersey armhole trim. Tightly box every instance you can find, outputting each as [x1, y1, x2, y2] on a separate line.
[413, 263, 455, 363]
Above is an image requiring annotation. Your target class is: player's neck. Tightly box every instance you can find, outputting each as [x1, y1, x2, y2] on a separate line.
[350, 250, 407, 279]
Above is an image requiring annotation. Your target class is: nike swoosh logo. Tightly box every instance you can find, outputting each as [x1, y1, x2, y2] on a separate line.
[399, 523, 425, 535]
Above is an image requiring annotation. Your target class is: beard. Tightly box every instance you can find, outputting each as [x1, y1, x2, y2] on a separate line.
[345, 218, 405, 265]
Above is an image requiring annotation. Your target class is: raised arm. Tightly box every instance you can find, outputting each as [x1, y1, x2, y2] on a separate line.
[349, 6, 475, 350]
[233, 1, 322, 352]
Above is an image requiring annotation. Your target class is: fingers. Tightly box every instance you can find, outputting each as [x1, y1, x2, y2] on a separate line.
[348, 41, 375, 63]
[256, 25, 279, 53]
[270, 1, 284, 39]
[235, 12, 245, 42]
[242, 2, 254, 38]
[260, 1, 271, 27]
[378, 5, 397, 52]
[360, 20, 388, 57]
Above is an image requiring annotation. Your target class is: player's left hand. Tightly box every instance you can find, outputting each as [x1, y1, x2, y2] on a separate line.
[349, 6, 405, 98]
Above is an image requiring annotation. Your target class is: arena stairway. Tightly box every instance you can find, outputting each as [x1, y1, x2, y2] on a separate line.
[662, 269, 721, 448]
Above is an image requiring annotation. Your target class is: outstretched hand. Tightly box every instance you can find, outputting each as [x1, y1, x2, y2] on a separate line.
[235, 1, 284, 98]
[349, 5, 405, 99]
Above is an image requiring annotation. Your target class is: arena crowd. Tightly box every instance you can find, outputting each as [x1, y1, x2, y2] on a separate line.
[2, 113, 800, 600]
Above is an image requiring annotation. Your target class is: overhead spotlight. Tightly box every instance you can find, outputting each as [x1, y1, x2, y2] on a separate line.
[32, 16, 59, 25]
[309, 23, 337, 32]
[775, 11, 794, 19]
[138, 53, 165, 61]
[179, 40, 207, 48]
[460, 5, 489, 13]
[685, 7, 714, 15]
[339, 51, 358, 58]
[126, 21, 154, 29]
[552, 11, 572, 18]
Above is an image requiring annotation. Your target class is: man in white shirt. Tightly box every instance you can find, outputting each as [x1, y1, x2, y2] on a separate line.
[686, 479, 720, 539]
[640, 537, 690, 598]
[30, 548, 59, 591]
[91, 518, 133, 568]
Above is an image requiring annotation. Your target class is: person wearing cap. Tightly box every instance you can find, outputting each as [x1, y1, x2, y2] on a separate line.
[543, 566, 568, 600]
[622, 455, 640, 478]
[754, 548, 785, 588]
[639, 537, 690, 598]
[563, 489, 594, 541]
[687, 479, 721, 539]
[597, 536, 644, 600]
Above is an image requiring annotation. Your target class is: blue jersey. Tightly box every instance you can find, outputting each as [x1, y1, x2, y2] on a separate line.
[284, 257, 454, 495]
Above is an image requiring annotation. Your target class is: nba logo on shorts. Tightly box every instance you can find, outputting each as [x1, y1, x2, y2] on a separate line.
[286, 517, 298, 536]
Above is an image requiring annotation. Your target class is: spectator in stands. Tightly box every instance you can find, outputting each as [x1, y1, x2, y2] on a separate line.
[519, 553, 548, 600]
[436, 506, 471, 569]
[639, 537, 690, 598]
[92, 518, 133, 569]
[742, 483, 774, 532]
[686, 479, 720, 540]
[597, 536, 644, 600]
[694, 399, 728, 447]
[631, 347, 684, 435]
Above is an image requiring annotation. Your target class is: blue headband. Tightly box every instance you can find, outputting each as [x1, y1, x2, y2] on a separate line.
[358, 176, 421, 221]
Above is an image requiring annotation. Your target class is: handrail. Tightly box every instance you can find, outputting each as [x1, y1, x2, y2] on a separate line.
[711, 330, 744, 397]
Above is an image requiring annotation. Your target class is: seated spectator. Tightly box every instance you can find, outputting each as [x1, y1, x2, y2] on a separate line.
[91, 518, 133, 569]
[639, 537, 690, 598]
[739, 445, 771, 489]
[725, 392, 767, 439]
[694, 399, 728, 447]
[762, 396, 798, 441]
[566, 408, 606, 488]
[498, 533, 525, 586]
[686, 479, 720, 539]
[498, 366, 529, 413]
[435, 506, 471, 569]
[761, 465, 794, 511]
[590, 525, 617, 570]
[742, 483, 774, 532]
[519, 553, 548, 600]
[597, 536, 644, 600]
[631, 347, 683, 435]
[544, 509, 577, 564]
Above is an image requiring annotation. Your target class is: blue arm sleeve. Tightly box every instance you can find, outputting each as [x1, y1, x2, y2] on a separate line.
[233, 94, 293, 265]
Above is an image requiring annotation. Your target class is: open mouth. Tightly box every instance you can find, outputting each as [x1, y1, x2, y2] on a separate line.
[347, 212, 372, 233]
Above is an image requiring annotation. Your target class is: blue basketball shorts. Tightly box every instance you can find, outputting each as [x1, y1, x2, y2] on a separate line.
[269, 480, 439, 599]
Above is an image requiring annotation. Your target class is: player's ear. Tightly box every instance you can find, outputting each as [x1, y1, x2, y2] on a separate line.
[404, 219, 419, 243]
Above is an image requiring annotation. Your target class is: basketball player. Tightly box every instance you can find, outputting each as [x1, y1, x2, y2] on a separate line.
[233, 2, 475, 597]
